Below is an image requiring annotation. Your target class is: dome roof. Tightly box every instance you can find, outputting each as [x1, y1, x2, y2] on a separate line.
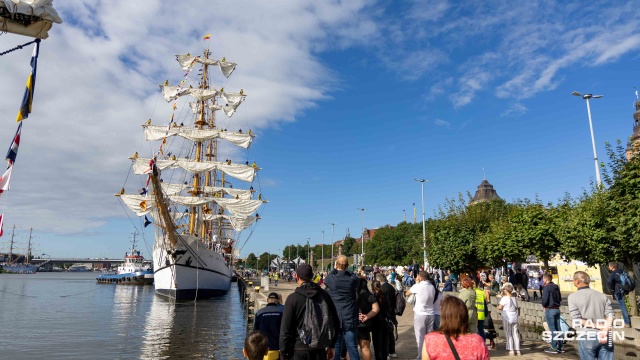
[470, 178, 502, 204]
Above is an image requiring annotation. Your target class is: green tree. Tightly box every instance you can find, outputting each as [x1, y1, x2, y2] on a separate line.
[342, 236, 356, 257]
[366, 221, 422, 265]
[246, 253, 257, 269]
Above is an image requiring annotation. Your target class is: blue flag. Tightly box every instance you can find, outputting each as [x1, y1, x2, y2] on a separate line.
[16, 40, 40, 122]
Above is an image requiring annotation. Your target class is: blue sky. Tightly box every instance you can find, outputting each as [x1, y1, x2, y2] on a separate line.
[0, 1, 639, 260]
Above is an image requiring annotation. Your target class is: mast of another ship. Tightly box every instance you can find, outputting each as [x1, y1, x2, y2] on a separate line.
[130, 232, 137, 255]
[26, 228, 32, 265]
[7, 225, 15, 264]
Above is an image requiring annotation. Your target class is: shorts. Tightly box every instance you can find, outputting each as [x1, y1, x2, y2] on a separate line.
[357, 326, 371, 341]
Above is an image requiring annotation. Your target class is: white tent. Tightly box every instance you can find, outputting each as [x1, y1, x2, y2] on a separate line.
[270, 257, 283, 269]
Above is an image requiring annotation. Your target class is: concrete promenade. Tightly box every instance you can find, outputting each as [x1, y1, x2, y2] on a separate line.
[248, 278, 587, 359]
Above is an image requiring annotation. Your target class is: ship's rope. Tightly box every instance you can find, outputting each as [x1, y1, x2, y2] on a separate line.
[58, 287, 100, 298]
[0, 38, 38, 56]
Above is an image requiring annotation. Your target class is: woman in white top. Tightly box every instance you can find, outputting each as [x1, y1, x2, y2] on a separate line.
[497, 282, 520, 356]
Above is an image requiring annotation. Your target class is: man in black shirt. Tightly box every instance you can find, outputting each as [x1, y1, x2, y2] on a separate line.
[324, 255, 360, 360]
[376, 272, 397, 358]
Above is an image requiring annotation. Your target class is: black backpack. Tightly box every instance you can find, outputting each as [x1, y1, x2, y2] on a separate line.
[298, 294, 335, 349]
[618, 272, 636, 295]
[395, 290, 406, 316]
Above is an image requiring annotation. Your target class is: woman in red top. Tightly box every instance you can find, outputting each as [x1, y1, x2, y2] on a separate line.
[422, 296, 489, 360]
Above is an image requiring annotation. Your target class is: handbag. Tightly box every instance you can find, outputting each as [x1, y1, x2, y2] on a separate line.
[445, 335, 461, 360]
[406, 293, 416, 305]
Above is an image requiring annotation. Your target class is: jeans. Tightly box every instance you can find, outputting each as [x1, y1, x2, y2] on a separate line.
[544, 308, 563, 350]
[414, 314, 435, 360]
[614, 292, 631, 325]
[477, 319, 486, 341]
[333, 327, 359, 360]
[578, 337, 613, 360]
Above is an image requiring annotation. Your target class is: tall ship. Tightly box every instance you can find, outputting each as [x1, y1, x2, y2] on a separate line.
[117, 43, 266, 299]
[2, 226, 39, 274]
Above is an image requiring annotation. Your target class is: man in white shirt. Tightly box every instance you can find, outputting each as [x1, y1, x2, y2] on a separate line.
[405, 271, 436, 360]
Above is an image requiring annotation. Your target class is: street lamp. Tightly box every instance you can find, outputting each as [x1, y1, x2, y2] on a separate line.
[321, 230, 325, 272]
[414, 179, 429, 271]
[571, 91, 604, 187]
[330, 223, 335, 270]
[357, 208, 365, 267]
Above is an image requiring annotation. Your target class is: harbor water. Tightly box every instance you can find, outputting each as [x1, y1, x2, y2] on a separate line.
[0, 272, 247, 359]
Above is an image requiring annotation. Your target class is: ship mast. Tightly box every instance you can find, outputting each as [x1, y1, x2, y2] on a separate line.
[130, 232, 137, 255]
[189, 49, 209, 236]
[7, 225, 15, 264]
[26, 228, 32, 265]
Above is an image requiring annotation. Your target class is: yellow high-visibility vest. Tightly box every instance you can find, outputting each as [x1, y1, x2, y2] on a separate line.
[474, 288, 485, 321]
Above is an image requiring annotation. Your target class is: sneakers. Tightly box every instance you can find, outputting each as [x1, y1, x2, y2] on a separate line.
[388, 354, 397, 358]
[509, 351, 515, 356]
[544, 348, 558, 354]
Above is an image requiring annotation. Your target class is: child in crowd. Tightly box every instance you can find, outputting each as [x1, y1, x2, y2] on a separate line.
[243, 330, 269, 360]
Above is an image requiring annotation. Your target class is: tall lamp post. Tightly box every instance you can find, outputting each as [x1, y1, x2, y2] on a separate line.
[321, 230, 325, 272]
[330, 223, 335, 270]
[414, 179, 429, 271]
[357, 208, 365, 267]
[571, 91, 603, 187]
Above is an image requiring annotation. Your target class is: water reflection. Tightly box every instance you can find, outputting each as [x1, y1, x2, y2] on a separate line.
[141, 286, 247, 359]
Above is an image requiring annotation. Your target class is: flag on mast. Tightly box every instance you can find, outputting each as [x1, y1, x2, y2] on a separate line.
[0, 166, 13, 193]
[16, 40, 40, 122]
[6, 122, 22, 166]
[0, 214, 4, 237]
[203, 34, 211, 40]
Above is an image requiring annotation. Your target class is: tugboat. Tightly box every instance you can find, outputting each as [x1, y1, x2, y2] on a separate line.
[97, 232, 153, 285]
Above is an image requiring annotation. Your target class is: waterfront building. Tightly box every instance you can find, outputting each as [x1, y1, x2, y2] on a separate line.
[469, 178, 502, 205]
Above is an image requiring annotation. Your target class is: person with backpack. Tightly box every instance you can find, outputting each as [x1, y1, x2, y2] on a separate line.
[608, 262, 633, 328]
[356, 276, 379, 360]
[371, 280, 391, 360]
[280, 263, 340, 360]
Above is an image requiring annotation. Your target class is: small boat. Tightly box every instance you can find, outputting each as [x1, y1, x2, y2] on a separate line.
[96, 232, 153, 285]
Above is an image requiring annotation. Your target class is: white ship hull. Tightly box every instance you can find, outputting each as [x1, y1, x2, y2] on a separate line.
[153, 234, 232, 300]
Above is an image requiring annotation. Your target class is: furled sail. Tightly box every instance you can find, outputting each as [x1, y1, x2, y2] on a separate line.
[189, 93, 246, 117]
[159, 85, 218, 103]
[175, 54, 236, 78]
[160, 183, 253, 200]
[132, 158, 259, 182]
[143, 125, 253, 149]
[119, 194, 262, 226]
[0, 0, 63, 39]
[166, 212, 256, 232]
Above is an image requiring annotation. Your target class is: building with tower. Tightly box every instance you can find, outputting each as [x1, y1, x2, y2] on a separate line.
[469, 178, 502, 205]
[625, 96, 640, 160]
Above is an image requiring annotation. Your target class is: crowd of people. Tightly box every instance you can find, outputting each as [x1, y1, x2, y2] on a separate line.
[242, 259, 631, 360]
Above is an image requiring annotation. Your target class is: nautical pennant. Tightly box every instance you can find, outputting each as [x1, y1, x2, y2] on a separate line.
[0, 214, 3, 237]
[16, 40, 40, 122]
[6, 122, 22, 167]
[0, 166, 13, 193]
[144, 215, 152, 228]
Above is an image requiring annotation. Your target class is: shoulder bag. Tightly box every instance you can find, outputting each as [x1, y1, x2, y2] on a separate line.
[445, 335, 461, 360]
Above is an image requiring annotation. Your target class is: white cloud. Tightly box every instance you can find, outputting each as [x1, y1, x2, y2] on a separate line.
[501, 103, 528, 117]
[383, 2, 640, 105]
[0, 1, 377, 235]
[434, 119, 451, 127]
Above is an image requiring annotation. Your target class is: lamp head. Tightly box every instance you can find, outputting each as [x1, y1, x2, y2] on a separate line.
[571, 91, 582, 97]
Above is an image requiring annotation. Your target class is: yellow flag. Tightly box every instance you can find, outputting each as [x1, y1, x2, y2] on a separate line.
[203, 34, 211, 40]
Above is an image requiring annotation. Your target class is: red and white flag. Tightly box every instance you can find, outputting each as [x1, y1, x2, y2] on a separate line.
[0, 214, 4, 237]
[0, 165, 13, 193]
